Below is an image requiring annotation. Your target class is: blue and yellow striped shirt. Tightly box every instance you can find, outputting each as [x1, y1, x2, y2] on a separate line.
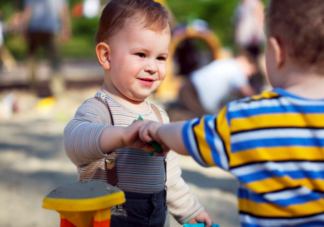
[183, 88, 324, 227]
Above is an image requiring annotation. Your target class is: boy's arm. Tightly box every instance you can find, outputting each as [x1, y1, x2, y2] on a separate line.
[141, 109, 231, 170]
[98, 121, 153, 153]
[140, 121, 188, 155]
[64, 98, 152, 167]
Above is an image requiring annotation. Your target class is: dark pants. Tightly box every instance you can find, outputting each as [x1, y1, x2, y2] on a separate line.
[111, 189, 169, 227]
[27, 31, 60, 71]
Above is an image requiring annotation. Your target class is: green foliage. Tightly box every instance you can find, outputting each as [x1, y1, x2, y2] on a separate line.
[4, 35, 27, 60]
[2, 0, 269, 60]
[167, 0, 239, 48]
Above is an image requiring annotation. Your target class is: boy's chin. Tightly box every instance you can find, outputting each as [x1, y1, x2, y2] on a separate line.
[127, 92, 153, 102]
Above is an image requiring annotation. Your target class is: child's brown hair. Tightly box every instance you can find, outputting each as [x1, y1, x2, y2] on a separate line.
[95, 0, 169, 44]
[266, 0, 324, 68]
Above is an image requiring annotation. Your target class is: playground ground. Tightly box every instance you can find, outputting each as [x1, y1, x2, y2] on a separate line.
[0, 62, 240, 227]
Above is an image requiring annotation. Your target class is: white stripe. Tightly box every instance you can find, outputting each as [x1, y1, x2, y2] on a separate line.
[286, 97, 324, 106]
[264, 187, 312, 201]
[240, 212, 324, 226]
[186, 119, 209, 167]
[231, 162, 324, 177]
[207, 116, 229, 170]
[228, 96, 324, 112]
[231, 128, 324, 144]
[228, 98, 283, 112]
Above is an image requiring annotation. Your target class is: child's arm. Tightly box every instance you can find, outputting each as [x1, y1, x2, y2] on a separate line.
[98, 120, 154, 153]
[64, 98, 152, 167]
[139, 121, 188, 155]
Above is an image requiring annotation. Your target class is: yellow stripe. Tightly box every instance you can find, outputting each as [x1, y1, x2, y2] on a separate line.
[217, 107, 231, 166]
[248, 91, 280, 102]
[193, 116, 214, 166]
[231, 114, 324, 133]
[247, 177, 324, 194]
[230, 147, 324, 167]
[239, 197, 324, 217]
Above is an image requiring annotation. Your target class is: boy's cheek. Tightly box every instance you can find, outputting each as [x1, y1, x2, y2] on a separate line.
[158, 67, 167, 81]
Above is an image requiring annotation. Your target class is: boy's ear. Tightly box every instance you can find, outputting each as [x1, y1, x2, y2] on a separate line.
[269, 37, 285, 69]
[96, 42, 111, 70]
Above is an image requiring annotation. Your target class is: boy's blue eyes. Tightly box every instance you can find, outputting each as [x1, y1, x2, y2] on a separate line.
[135, 53, 166, 61]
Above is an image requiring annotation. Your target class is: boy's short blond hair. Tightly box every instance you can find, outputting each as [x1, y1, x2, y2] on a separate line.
[95, 0, 169, 44]
[266, 0, 324, 68]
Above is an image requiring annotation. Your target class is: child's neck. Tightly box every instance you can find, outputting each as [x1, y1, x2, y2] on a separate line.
[101, 83, 150, 112]
[279, 66, 324, 99]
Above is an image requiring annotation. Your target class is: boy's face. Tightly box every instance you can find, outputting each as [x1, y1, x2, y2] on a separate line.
[107, 19, 171, 101]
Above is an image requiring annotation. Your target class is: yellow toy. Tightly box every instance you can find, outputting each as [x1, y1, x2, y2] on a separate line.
[43, 181, 125, 227]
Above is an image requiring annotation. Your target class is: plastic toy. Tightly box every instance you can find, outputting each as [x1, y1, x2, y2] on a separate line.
[137, 115, 163, 156]
[43, 181, 125, 227]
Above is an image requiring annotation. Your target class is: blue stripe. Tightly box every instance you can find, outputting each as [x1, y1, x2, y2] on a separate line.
[239, 169, 324, 184]
[288, 222, 324, 227]
[241, 224, 269, 227]
[182, 118, 208, 167]
[204, 115, 223, 168]
[183, 120, 196, 160]
[239, 187, 321, 207]
[229, 105, 324, 119]
[238, 188, 268, 203]
[232, 138, 324, 152]
[241, 224, 264, 227]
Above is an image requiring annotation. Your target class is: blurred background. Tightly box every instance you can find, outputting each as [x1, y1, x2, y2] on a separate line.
[0, 0, 269, 226]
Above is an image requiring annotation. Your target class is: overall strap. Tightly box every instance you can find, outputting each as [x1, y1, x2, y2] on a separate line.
[94, 96, 117, 186]
[150, 104, 163, 123]
[150, 103, 167, 184]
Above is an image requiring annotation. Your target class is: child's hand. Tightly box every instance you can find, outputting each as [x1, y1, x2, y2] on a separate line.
[139, 121, 170, 155]
[122, 121, 155, 152]
[188, 210, 214, 227]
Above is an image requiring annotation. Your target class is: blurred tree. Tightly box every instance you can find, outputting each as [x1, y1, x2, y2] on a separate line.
[3, 0, 267, 60]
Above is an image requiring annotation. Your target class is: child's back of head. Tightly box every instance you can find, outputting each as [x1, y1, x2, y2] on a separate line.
[266, 0, 324, 69]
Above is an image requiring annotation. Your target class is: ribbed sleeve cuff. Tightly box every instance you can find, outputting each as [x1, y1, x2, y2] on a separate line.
[176, 205, 205, 224]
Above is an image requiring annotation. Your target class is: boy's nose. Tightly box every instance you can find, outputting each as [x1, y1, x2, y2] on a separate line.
[144, 60, 158, 75]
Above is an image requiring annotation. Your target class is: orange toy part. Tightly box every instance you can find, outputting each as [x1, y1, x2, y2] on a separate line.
[60, 218, 75, 227]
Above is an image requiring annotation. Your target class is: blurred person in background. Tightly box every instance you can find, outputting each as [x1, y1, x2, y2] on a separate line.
[234, 0, 265, 59]
[169, 52, 257, 121]
[21, 0, 71, 95]
[0, 10, 17, 73]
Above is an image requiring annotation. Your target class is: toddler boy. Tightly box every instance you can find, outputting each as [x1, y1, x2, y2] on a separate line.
[64, 0, 213, 226]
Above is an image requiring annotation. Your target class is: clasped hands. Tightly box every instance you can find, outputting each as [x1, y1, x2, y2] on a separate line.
[122, 120, 167, 156]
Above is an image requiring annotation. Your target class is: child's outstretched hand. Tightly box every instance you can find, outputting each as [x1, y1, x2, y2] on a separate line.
[188, 210, 214, 227]
[122, 121, 155, 152]
[139, 121, 170, 156]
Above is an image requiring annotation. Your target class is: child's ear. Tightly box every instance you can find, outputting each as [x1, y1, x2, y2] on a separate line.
[269, 37, 285, 69]
[96, 42, 111, 70]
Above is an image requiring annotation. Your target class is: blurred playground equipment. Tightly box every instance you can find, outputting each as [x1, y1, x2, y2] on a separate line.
[43, 181, 125, 227]
[153, 0, 226, 102]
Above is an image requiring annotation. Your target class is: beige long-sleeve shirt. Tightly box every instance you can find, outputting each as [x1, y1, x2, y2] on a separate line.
[64, 90, 204, 224]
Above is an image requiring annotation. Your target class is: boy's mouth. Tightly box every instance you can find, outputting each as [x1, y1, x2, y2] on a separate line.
[138, 78, 154, 86]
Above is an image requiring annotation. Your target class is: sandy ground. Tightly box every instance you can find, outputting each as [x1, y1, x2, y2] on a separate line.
[0, 87, 240, 227]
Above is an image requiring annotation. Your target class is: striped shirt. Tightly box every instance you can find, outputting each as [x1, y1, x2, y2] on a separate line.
[183, 88, 324, 227]
[64, 90, 203, 224]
